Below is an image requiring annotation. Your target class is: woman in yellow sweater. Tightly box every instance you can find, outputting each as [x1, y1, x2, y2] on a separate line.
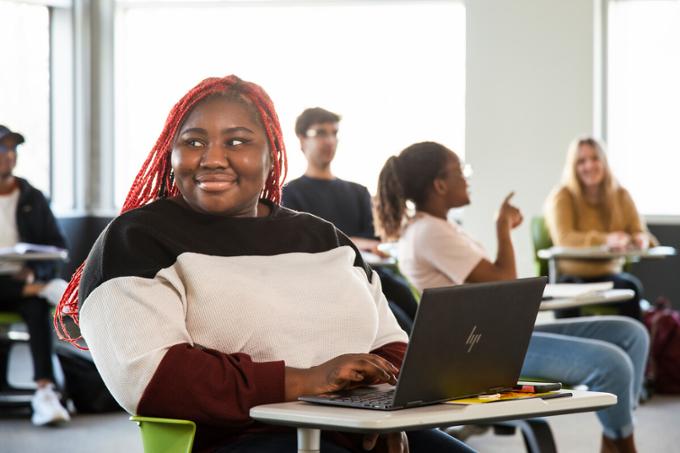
[545, 137, 656, 320]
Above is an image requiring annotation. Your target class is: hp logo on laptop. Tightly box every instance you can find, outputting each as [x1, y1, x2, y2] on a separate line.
[465, 325, 482, 353]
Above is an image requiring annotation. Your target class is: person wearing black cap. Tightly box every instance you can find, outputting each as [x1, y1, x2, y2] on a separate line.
[0, 125, 70, 425]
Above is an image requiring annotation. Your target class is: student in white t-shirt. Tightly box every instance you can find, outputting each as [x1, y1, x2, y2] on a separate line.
[0, 125, 70, 426]
[374, 141, 648, 453]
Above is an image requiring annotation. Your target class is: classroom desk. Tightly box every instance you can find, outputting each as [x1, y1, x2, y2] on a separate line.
[540, 289, 634, 311]
[537, 246, 676, 283]
[360, 251, 397, 267]
[250, 389, 616, 453]
[0, 249, 69, 263]
[0, 252, 68, 261]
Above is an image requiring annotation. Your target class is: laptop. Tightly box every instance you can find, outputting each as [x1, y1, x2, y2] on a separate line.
[299, 276, 547, 410]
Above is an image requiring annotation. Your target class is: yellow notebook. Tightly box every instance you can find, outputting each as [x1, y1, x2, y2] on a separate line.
[446, 391, 571, 405]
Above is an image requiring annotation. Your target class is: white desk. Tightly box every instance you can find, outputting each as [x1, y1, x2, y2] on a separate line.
[360, 251, 397, 267]
[540, 289, 634, 311]
[250, 390, 616, 452]
[0, 251, 68, 261]
[0, 243, 69, 262]
[538, 245, 676, 261]
[537, 246, 676, 283]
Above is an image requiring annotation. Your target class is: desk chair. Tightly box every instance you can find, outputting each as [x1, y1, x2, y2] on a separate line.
[531, 216, 642, 317]
[130, 416, 196, 453]
[0, 307, 71, 412]
[131, 414, 556, 453]
[0, 311, 35, 408]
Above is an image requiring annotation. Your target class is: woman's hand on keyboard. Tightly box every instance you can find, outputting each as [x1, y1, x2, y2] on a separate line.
[284, 353, 399, 400]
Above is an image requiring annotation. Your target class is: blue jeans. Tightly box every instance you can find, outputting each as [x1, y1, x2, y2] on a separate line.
[521, 316, 649, 439]
[215, 429, 476, 452]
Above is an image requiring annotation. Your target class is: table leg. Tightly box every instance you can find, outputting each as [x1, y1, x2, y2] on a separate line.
[548, 258, 557, 284]
[297, 427, 321, 453]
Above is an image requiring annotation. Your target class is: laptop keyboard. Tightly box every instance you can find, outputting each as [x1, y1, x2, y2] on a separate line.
[330, 388, 396, 409]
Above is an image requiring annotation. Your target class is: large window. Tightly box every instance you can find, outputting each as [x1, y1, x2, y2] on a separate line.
[0, 1, 50, 195]
[114, 1, 465, 207]
[608, 0, 680, 216]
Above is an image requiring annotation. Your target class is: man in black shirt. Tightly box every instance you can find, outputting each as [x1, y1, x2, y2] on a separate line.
[282, 108, 380, 252]
[282, 109, 417, 330]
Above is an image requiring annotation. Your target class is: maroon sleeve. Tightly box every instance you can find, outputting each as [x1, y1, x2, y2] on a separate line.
[137, 343, 285, 425]
[371, 341, 407, 371]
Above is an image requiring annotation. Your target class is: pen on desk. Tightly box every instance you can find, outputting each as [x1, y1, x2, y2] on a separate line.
[478, 393, 501, 401]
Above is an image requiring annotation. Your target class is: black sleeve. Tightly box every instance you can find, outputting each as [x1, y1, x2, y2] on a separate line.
[35, 192, 67, 249]
[355, 186, 377, 239]
[78, 227, 108, 308]
[26, 191, 68, 281]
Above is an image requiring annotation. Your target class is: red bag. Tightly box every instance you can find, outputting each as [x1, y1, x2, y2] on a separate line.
[644, 297, 680, 394]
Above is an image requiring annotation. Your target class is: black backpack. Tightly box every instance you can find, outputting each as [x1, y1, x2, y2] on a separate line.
[55, 342, 122, 413]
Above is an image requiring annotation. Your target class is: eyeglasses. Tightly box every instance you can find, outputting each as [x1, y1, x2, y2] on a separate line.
[305, 128, 339, 139]
[438, 163, 473, 180]
[0, 144, 18, 153]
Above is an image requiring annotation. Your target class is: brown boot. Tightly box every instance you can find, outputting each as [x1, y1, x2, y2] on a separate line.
[601, 434, 637, 453]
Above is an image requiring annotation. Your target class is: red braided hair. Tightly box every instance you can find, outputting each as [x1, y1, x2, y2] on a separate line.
[55, 75, 288, 349]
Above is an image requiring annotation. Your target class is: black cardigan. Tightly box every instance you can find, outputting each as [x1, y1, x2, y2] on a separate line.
[0, 177, 67, 299]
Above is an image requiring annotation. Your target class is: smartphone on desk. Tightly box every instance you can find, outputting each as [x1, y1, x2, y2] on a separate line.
[514, 381, 562, 393]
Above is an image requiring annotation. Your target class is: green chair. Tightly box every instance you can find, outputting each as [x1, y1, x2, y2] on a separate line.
[530, 216, 552, 277]
[0, 312, 24, 325]
[530, 216, 622, 316]
[130, 416, 196, 453]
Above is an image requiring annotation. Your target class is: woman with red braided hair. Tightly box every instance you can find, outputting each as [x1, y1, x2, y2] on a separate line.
[54, 76, 473, 453]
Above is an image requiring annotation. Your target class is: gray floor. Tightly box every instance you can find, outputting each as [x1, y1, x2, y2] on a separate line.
[2, 344, 679, 453]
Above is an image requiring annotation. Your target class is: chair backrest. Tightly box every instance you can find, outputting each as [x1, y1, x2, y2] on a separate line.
[374, 266, 420, 334]
[530, 216, 553, 277]
[130, 416, 196, 453]
[0, 311, 29, 342]
[0, 312, 24, 326]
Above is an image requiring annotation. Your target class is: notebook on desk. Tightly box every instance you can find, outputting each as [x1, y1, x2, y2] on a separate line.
[299, 277, 547, 411]
[542, 282, 614, 300]
[0, 242, 68, 256]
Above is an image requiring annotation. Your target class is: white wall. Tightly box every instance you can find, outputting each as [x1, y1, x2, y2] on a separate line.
[465, 0, 597, 277]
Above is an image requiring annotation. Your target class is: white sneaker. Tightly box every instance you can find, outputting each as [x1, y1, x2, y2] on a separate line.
[38, 278, 68, 306]
[31, 384, 71, 426]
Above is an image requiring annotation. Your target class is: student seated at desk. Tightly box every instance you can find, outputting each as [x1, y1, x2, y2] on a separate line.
[56, 77, 473, 453]
[282, 107, 418, 332]
[374, 142, 649, 453]
[0, 125, 70, 426]
[544, 137, 657, 320]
